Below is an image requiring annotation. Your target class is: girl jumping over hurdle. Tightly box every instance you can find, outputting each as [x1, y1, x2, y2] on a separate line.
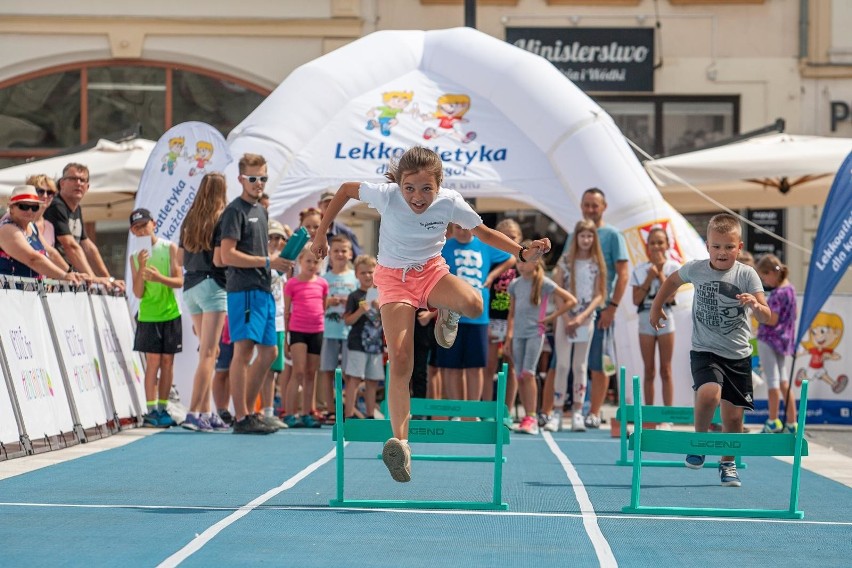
[311, 146, 550, 483]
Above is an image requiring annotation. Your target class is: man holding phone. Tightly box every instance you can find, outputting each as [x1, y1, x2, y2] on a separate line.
[219, 153, 291, 434]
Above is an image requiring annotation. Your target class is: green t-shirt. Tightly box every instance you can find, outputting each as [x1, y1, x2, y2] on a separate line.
[134, 238, 180, 323]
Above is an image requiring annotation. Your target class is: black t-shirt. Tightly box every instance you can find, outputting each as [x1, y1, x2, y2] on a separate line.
[219, 196, 270, 292]
[180, 223, 226, 291]
[345, 288, 383, 354]
[43, 193, 86, 264]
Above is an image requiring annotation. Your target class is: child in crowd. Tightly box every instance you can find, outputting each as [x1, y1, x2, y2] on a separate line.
[259, 220, 292, 431]
[282, 244, 328, 428]
[548, 219, 606, 432]
[318, 235, 358, 424]
[755, 254, 798, 433]
[178, 172, 230, 432]
[650, 213, 770, 487]
[342, 255, 384, 419]
[507, 240, 577, 435]
[631, 226, 681, 407]
[486, 218, 522, 406]
[213, 317, 233, 425]
[129, 208, 184, 428]
[311, 146, 550, 482]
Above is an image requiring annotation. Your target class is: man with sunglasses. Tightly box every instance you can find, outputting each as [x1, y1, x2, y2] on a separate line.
[219, 153, 291, 434]
[44, 163, 125, 292]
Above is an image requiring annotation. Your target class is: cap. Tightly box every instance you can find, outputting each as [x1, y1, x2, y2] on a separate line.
[9, 185, 41, 205]
[319, 190, 335, 202]
[268, 219, 289, 238]
[129, 208, 153, 226]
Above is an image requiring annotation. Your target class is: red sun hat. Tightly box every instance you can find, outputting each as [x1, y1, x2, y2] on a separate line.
[8, 185, 41, 205]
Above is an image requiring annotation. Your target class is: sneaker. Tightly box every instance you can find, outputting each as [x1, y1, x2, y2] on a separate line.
[382, 438, 412, 482]
[685, 454, 706, 469]
[537, 413, 550, 428]
[584, 413, 601, 429]
[158, 410, 176, 428]
[544, 410, 562, 432]
[260, 415, 283, 431]
[283, 414, 305, 429]
[217, 409, 234, 426]
[719, 461, 742, 487]
[207, 412, 231, 432]
[572, 412, 586, 432]
[517, 415, 540, 435]
[785, 422, 798, 434]
[434, 308, 461, 348]
[143, 409, 160, 428]
[181, 414, 210, 432]
[762, 418, 784, 433]
[233, 414, 276, 435]
[302, 414, 322, 429]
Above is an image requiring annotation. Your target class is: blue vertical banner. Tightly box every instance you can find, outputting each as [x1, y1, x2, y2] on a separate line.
[796, 150, 852, 346]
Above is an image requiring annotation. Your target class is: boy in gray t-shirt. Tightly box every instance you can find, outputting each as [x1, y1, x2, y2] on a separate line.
[649, 214, 770, 488]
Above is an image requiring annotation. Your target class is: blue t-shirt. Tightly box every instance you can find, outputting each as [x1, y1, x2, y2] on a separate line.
[441, 236, 511, 325]
[323, 269, 358, 340]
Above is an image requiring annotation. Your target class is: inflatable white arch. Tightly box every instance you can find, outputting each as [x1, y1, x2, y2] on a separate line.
[227, 27, 709, 405]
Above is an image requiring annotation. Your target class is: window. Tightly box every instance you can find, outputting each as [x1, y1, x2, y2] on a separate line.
[0, 62, 270, 166]
[597, 95, 739, 158]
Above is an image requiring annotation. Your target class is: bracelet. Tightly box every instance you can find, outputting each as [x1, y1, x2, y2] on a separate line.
[518, 245, 529, 262]
[265, 256, 270, 269]
[609, 301, 619, 308]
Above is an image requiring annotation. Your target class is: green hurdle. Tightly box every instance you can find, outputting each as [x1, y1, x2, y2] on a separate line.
[615, 367, 745, 469]
[623, 375, 809, 519]
[329, 364, 511, 510]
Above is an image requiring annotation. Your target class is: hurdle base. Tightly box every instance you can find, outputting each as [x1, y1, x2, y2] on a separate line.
[330, 499, 509, 511]
[375, 453, 507, 462]
[616, 458, 747, 469]
[623, 505, 803, 520]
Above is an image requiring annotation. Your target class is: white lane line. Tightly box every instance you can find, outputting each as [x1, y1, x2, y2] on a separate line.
[1, 500, 849, 526]
[542, 431, 618, 568]
[157, 445, 339, 568]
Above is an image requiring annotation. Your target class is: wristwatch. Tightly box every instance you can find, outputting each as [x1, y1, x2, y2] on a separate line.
[108, 276, 116, 283]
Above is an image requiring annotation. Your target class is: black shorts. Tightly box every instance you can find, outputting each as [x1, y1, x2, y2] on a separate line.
[690, 350, 753, 410]
[435, 323, 488, 369]
[134, 316, 183, 354]
[289, 331, 323, 355]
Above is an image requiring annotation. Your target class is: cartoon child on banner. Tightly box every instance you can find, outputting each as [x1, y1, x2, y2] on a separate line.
[161, 137, 187, 175]
[420, 93, 477, 144]
[366, 91, 414, 137]
[189, 140, 214, 177]
[796, 311, 848, 393]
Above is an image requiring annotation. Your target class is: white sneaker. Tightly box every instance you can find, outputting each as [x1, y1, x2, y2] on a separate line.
[572, 413, 586, 432]
[544, 410, 562, 432]
[434, 308, 461, 348]
[382, 438, 412, 483]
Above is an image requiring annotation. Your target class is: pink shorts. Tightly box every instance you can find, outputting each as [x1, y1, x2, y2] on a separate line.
[374, 255, 450, 310]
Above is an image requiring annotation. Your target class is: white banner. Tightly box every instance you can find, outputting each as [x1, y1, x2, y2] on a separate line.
[0, 343, 20, 445]
[44, 290, 112, 429]
[91, 294, 141, 419]
[128, 121, 234, 403]
[0, 288, 73, 438]
[103, 294, 146, 412]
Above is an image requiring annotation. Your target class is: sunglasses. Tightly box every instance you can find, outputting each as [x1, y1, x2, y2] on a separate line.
[241, 175, 268, 183]
[36, 188, 57, 198]
[15, 203, 41, 212]
[62, 176, 89, 184]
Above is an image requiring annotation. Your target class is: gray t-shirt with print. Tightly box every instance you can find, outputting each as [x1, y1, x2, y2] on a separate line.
[508, 276, 557, 338]
[679, 259, 763, 359]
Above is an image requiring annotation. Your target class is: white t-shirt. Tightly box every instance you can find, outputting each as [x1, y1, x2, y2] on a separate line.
[630, 259, 681, 313]
[358, 182, 482, 269]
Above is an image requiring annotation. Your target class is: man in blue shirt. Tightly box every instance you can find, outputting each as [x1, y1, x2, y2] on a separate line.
[437, 223, 515, 402]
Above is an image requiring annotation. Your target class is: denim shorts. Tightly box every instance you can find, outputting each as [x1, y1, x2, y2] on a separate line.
[183, 278, 226, 315]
